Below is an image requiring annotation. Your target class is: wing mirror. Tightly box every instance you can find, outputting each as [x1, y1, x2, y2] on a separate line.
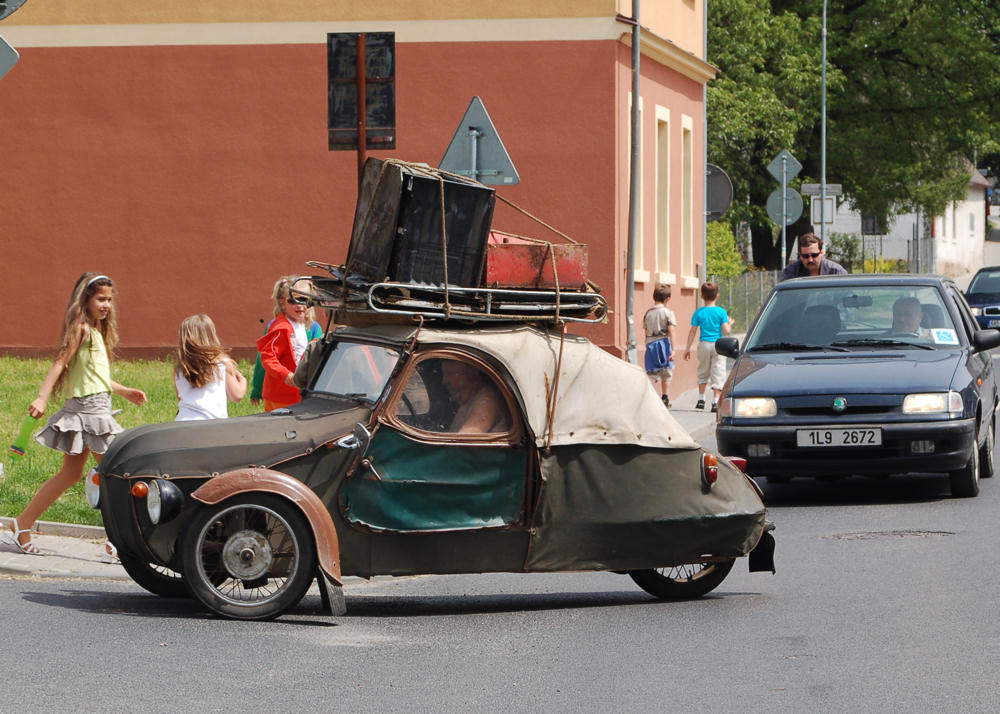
[715, 337, 740, 359]
[972, 329, 1000, 353]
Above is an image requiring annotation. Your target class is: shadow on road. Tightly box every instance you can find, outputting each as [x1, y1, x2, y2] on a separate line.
[754, 472, 959, 507]
[15, 581, 758, 622]
[343, 587, 728, 618]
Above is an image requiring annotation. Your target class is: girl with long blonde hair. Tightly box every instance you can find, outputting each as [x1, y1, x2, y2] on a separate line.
[174, 314, 246, 420]
[3, 273, 147, 555]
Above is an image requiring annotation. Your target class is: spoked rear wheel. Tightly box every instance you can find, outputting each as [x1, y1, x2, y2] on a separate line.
[629, 559, 735, 599]
[181, 494, 316, 620]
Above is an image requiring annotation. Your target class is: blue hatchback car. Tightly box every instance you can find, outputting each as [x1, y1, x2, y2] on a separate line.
[964, 266, 1000, 329]
[715, 274, 1000, 497]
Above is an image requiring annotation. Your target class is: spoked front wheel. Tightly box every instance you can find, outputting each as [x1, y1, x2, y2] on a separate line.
[629, 559, 735, 599]
[118, 551, 188, 598]
[180, 494, 316, 620]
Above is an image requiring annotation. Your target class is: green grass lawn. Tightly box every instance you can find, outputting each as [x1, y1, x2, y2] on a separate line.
[0, 356, 261, 527]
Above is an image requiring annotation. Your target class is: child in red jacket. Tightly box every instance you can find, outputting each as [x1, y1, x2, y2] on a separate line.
[256, 276, 319, 410]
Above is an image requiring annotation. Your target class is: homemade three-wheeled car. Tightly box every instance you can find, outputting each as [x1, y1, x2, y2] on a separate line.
[92, 159, 773, 619]
[92, 321, 774, 620]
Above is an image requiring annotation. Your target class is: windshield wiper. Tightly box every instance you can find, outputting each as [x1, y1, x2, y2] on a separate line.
[747, 342, 848, 352]
[341, 392, 377, 405]
[831, 339, 935, 351]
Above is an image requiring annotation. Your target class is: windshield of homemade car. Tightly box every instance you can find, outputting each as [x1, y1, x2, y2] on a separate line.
[745, 284, 960, 350]
[967, 269, 1000, 297]
[309, 341, 400, 403]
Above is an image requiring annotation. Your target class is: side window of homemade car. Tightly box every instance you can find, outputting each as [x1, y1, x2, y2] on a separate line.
[392, 355, 513, 436]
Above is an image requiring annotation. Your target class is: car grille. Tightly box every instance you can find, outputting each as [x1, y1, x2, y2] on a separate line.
[984, 305, 1000, 316]
[783, 404, 891, 417]
[777, 394, 900, 418]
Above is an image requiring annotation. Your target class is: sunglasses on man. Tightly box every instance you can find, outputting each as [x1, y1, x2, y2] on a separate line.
[800, 251, 821, 259]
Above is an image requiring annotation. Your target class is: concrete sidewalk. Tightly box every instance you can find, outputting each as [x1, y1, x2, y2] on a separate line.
[0, 386, 718, 581]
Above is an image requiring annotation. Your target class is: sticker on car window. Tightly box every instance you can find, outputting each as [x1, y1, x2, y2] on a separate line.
[931, 328, 959, 344]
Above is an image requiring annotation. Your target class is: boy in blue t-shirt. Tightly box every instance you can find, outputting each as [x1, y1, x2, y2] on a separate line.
[683, 282, 733, 411]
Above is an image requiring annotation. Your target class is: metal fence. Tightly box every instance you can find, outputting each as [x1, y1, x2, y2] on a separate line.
[709, 271, 781, 332]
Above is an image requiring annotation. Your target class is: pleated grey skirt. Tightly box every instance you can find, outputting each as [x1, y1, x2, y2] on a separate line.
[34, 392, 123, 455]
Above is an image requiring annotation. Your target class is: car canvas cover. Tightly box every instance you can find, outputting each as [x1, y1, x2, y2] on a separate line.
[339, 324, 699, 450]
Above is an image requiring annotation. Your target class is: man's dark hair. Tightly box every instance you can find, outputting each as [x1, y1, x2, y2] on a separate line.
[798, 233, 822, 250]
[653, 284, 671, 302]
[701, 282, 719, 301]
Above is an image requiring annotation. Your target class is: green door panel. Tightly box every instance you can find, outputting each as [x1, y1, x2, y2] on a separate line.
[339, 428, 527, 532]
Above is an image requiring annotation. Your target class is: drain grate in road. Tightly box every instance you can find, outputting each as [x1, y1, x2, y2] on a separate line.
[824, 530, 954, 541]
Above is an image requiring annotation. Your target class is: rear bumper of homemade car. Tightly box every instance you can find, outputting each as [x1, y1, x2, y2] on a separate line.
[717, 418, 975, 478]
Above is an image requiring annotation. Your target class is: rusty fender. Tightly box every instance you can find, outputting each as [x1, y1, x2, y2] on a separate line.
[191, 468, 342, 584]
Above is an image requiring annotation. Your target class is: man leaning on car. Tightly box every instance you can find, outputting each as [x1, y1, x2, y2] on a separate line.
[780, 233, 848, 282]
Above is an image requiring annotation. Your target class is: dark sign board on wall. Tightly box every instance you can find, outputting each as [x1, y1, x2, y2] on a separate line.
[328, 32, 396, 151]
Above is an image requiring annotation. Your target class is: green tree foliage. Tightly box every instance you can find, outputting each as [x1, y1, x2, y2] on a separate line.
[824, 232, 860, 272]
[708, 0, 1000, 268]
[707, 221, 747, 276]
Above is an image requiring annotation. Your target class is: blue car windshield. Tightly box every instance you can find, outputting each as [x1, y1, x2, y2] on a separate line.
[745, 285, 961, 351]
[967, 269, 1000, 296]
[309, 341, 400, 403]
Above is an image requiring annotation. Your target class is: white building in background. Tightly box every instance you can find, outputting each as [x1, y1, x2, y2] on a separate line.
[932, 167, 992, 277]
[819, 163, 992, 278]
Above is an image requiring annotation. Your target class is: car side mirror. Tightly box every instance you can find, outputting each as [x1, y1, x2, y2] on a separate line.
[715, 337, 740, 359]
[972, 329, 1000, 353]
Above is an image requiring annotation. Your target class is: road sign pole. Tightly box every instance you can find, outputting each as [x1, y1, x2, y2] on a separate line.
[781, 157, 788, 266]
[355, 33, 368, 183]
[468, 128, 482, 181]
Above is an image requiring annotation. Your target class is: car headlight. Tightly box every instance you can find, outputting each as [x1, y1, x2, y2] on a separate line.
[146, 479, 184, 525]
[85, 468, 101, 509]
[902, 391, 963, 414]
[731, 397, 777, 418]
[970, 306, 982, 316]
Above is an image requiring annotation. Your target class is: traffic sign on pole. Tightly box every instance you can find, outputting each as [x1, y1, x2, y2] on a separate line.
[767, 149, 802, 182]
[440, 97, 520, 185]
[705, 163, 733, 222]
[766, 188, 803, 226]
[767, 149, 803, 265]
[0, 1, 29, 23]
[0, 35, 18, 81]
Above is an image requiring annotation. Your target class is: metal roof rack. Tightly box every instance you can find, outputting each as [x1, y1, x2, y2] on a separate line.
[291, 262, 607, 325]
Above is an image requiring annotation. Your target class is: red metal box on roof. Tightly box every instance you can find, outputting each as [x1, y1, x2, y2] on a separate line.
[484, 231, 589, 290]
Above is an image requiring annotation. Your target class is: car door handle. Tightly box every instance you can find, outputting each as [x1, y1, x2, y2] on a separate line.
[360, 458, 382, 481]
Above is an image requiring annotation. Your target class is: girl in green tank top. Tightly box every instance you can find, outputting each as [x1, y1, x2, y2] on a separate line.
[3, 274, 148, 556]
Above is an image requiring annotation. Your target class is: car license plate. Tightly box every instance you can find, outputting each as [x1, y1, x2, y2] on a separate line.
[796, 428, 882, 447]
[989, 319, 1000, 327]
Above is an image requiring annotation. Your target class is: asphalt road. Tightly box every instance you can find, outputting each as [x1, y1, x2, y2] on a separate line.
[4, 460, 1000, 712]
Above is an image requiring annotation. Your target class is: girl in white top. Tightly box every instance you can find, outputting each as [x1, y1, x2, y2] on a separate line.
[174, 314, 247, 420]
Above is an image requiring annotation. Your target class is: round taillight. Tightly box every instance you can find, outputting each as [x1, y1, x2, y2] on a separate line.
[727, 456, 748, 473]
[702, 453, 719, 488]
[131, 481, 149, 498]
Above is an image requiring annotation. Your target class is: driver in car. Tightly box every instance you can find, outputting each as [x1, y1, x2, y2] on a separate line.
[441, 360, 510, 434]
[886, 297, 928, 338]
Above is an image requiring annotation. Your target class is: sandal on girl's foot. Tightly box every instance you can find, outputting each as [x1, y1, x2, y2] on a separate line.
[2, 518, 42, 555]
[101, 542, 119, 565]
